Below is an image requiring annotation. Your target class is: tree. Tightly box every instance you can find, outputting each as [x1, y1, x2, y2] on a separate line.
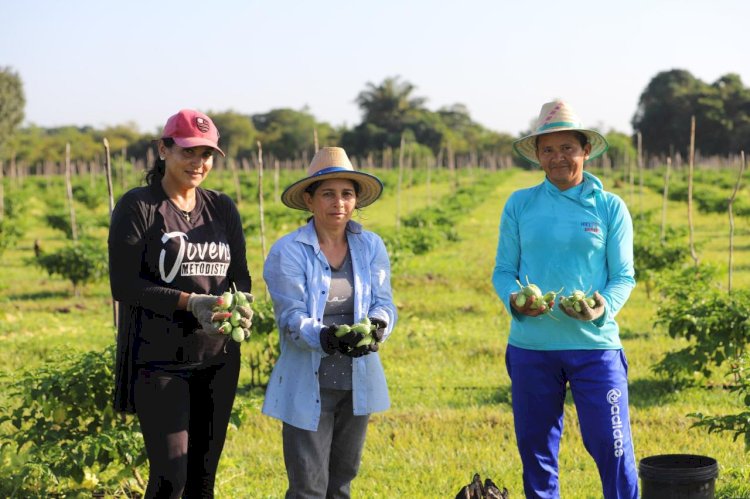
[632, 69, 706, 157]
[633, 69, 750, 157]
[0, 66, 25, 155]
[713, 73, 750, 153]
[355, 76, 426, 144]
[252, 108, 328, 160]
[208, 110, 257, 159]
[604, 131, 636, 169]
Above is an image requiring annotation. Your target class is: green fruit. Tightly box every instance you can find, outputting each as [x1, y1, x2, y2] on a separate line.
[221, 291, 234, 309]
[515, 294, 527, 307]
[230, 310, 241, 327]
[355, 335, 374, 348]
[351, 324, 370, 335]
[571, 290, 586, 301]
[231, 327, 245, 342]
[219, 322, 233, 335]
[334, 324, 352, 337]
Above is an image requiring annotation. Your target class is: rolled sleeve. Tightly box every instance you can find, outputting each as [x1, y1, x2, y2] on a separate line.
[263, 241, 325, 353]
[366, 234, 397, 341]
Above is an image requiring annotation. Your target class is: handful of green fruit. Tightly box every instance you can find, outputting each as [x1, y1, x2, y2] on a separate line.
[211, 284, 254, 342]
[334, 317, 377, 348]
[514, 276, 562, 314]
[560, 289, 597, 313]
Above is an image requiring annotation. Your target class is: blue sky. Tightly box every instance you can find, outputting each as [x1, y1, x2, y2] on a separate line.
[3, 0, 748, 137]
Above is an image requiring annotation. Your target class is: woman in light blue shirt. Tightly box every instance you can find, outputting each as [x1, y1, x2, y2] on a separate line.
[492, 101, 638, 498]
[262, 147, 396, 498]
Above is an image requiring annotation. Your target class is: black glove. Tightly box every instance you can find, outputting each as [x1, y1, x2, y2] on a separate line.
[337, 328, 365, 351]
[320, 324, 341, 355]
[369, 317, 387, 342]
[347, 342, 378, 357]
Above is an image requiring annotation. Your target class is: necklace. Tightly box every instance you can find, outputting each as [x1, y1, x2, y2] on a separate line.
[180, 210, 191, 222]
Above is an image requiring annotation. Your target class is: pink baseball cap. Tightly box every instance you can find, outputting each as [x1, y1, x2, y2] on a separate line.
[161, 109, 225, 157]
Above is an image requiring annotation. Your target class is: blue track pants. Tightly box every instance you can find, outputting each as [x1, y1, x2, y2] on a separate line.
[505, 345, 638, 499]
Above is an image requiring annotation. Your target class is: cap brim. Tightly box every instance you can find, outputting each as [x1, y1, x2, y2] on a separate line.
[513, 128, 608, 165]
[172, 137, 226, 157]
[281, 171, 384, 211]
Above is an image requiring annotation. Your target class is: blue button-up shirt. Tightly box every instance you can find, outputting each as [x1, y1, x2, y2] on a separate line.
[261, 219, 397, 431]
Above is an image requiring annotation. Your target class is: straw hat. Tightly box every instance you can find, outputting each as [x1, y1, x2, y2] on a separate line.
[513, 100, 608, 165]
[281, 147, 384, 211]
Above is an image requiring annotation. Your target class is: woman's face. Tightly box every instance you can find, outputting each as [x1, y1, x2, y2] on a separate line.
[535, 131, 591, 191]
[303, 178, 357, 228]
[159, 141, 215, 190]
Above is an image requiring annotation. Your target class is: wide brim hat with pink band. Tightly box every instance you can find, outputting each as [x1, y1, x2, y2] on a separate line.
[161, 109, 225, 157]
[281, 147, 383, 211]
[513, 100, 608, 165]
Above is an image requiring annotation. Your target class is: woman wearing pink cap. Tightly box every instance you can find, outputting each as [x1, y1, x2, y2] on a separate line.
[109, 109, 252, 498]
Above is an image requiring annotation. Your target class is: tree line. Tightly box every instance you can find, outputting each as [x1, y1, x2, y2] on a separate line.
[1, 67, 748, 171]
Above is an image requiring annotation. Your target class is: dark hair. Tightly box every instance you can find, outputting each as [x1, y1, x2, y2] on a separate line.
[535, 130, 588, 150]
[304, 178, 361, 197]
[144, 138, 174, 186]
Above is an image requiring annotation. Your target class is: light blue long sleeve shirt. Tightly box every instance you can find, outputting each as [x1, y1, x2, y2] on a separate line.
[492, 171, 635, 350]
[262, 219, 397, 431]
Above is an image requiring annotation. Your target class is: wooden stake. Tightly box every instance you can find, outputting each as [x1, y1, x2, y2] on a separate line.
[274, 159, 280, 203]
[637, 131, 643, 221]
[65, 142, 78, 241]
[660, 157, 671, 243]
[396, 133, 404, 229]
[257, 141, 268, 267]
[687, 116, 698, 266]
[727, 151, 745, 293]
[103, 138, 118, 329]
[313, 128, 319, 153]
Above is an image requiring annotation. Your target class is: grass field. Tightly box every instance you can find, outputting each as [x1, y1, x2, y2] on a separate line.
[1, 165, 749, 497]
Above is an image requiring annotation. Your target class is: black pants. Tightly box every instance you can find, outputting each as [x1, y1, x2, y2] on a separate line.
[134, 352, 240, 499]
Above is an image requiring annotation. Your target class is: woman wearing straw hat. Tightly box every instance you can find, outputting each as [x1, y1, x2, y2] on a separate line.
[109, 109, 253, 497]
[262, 147, 397, 498]
[492, 101, 638, 498]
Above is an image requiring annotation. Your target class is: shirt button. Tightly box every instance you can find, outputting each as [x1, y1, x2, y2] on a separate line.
[321, 290, 326, 294]
[325, 267, 329, 270]
[317, 318, 321, 321]
[316, 399, 320, 404]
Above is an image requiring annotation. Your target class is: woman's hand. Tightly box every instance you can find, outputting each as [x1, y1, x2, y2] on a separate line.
[187, 293, 231, 334]
[510, 293, 553, 317]
[560, 291, 606, 322]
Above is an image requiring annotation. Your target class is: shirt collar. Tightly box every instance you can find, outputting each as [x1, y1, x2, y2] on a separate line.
[543, 171, 603, 207]
[295, 218, 363, 249]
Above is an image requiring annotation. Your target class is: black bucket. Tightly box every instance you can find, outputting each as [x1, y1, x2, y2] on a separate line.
[639, 454, 719, 499]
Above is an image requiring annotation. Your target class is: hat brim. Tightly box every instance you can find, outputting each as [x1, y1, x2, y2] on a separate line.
[281, 170, 384, 211]
[513, 128, 608, 166]
[172, 137, 226, 157]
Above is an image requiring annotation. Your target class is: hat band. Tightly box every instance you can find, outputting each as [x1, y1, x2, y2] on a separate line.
[312, 166, 351, 177]
[537, 121, 581, 133]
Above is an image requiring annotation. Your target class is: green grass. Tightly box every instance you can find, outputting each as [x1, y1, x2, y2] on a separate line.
[1, 167, 749, 497]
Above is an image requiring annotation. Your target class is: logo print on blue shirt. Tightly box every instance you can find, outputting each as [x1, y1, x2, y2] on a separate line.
[581, 221, 600, 234]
